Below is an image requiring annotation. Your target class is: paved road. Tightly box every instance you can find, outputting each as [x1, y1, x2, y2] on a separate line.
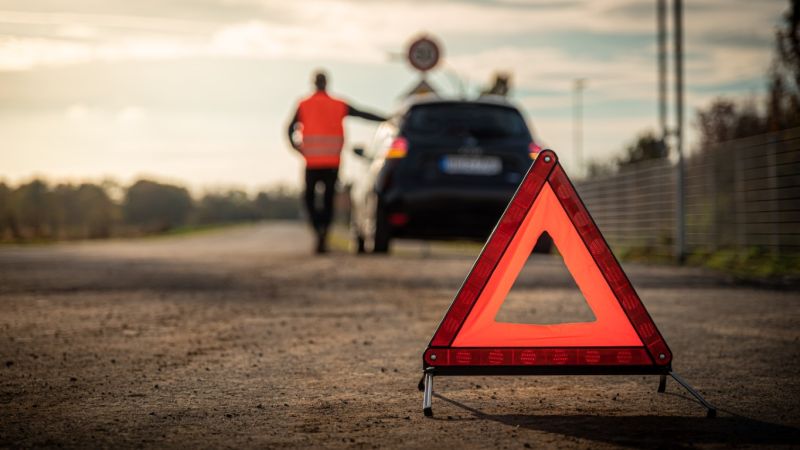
[1, 223, 798, 448]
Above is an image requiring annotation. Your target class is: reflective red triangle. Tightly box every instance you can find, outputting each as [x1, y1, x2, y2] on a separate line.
[423, 150, 672, 370]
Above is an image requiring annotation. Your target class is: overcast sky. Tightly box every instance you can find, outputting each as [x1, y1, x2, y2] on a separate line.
[0, 0, 787, 192]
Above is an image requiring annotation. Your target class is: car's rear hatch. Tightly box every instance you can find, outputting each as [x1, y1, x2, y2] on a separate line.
[397, 102, 533, 188]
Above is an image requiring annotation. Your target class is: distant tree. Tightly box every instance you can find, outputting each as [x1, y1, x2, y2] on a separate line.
[100, 178, 125, 204]
[767, 0, 800, 130]
[585, 160, 615, 178]
[695, 99, 766, 149]
[195, 191, 258, 224]
[33, 182, 117, 239]
[693, 1, 800, 150]
[0, 182, 20, 240]
[1, 178, 301, 241]
[13, 179, 53, 238]
[77, 183, 115, 238]
[123, 180, 193, 231]
[0, 183, 7, 237]
[254, 188, 301, 220]
[617, 131, 668, 166]
[253, 192, 270, 218]
[52, 184, 80, 236]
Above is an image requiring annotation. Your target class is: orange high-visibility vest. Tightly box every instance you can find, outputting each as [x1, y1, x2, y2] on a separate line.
[297, 92, 348, 169]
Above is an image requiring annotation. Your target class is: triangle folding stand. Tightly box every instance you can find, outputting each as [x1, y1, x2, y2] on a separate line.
[419, 150, 715, 418]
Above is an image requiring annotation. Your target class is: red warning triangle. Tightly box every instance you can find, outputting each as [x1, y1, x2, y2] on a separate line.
[423, 150, 671, 374]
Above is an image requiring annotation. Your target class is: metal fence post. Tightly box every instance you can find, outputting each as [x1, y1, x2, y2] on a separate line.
[734, 148, 745, 250]
[673, 0, 686, 263]
[768, 133, 780, 254]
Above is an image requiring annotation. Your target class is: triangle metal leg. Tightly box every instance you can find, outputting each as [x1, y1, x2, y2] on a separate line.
[669, 371, 717, 418]
[422, 370, 433, 417]
[657, 374, 667, 393]
[417, 374, 425, 392]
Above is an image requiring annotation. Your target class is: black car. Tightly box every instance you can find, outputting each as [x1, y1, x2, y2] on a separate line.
[349, 96, 548, 253]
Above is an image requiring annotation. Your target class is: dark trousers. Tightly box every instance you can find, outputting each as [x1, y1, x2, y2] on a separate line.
[304, 168, 338, 234]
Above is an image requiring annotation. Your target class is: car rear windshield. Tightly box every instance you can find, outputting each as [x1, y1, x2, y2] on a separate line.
[402, 103, 530, 139]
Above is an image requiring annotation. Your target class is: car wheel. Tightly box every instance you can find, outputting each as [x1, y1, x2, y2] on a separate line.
[372, 207, 391, 254]
[532, 231, 553, 254]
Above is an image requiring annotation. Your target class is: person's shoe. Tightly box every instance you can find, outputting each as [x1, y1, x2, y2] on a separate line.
[315, 231, 327, 254]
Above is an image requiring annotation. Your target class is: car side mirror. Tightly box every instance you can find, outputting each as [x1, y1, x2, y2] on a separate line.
[353, 146, 367, 158]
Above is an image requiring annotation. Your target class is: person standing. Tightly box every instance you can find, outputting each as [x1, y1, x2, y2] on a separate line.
[287, 70, 387, 254]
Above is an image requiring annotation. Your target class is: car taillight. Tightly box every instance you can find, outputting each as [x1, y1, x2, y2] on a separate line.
[388, 212, 409, 226]
[386, 137, 408, 159]
[529, 142, 542, 160]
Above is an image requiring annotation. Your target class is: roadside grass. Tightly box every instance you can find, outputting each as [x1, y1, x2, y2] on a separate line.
[688, 248, 800, 284]
[148, 222, 249, 239]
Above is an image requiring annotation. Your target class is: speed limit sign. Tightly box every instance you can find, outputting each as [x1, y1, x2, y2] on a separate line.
[407, 36, 441, 72]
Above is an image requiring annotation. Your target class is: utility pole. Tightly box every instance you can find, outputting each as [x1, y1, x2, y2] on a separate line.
[673, 0, 686, 263]
[657, 0, 668, 143]
[573, 78, 586, 177]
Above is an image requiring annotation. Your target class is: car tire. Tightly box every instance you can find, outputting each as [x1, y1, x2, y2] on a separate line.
[532, 231, 553, 254]
[372, 207, 391, 254]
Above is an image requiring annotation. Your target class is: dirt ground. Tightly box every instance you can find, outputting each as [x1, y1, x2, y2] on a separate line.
[1, 222, 799, 449]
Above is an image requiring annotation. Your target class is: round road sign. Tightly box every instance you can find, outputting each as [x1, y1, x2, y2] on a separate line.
[407, 36, 441, 72]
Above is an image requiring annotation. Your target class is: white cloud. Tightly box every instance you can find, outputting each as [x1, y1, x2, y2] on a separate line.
[66, 103, 91, 121]
[56, 24, 97, 40]
[0, 35, 202, 69]
[116, 106, 146, 125]
[210, 22, 285, 59]
[0, 10, 213, 34]
[208, 20, 385, 63]
[0, 0, 785, 77]
[0, 36, 93, 70]
[66, 103, 147, 126]
[687, 44, 771, 88]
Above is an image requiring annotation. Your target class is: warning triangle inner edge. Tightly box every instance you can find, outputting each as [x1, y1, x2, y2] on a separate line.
[451, 182, 642, 348]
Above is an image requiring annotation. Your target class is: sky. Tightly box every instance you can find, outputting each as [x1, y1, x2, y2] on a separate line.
[0, 0, 788, 192]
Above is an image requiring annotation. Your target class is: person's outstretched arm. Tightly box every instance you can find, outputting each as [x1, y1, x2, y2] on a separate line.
[286, 110, 301, 152]
[347, 105, 387, 122]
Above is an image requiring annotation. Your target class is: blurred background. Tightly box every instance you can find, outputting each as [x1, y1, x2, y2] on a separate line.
[0, 0, 798, 280]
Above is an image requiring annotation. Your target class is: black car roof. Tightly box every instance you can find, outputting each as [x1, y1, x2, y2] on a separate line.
[397, 94, 522, 116]
[391, 94, 540, 144]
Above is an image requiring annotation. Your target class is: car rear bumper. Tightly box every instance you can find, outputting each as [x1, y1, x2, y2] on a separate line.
[382, 186, 516, 240]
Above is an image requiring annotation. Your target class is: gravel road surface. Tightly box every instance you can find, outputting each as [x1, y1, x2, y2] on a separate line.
[1, 222, 798, 448]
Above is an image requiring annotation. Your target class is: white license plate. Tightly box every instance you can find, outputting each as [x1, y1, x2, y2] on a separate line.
[440, 155, 502, 175]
